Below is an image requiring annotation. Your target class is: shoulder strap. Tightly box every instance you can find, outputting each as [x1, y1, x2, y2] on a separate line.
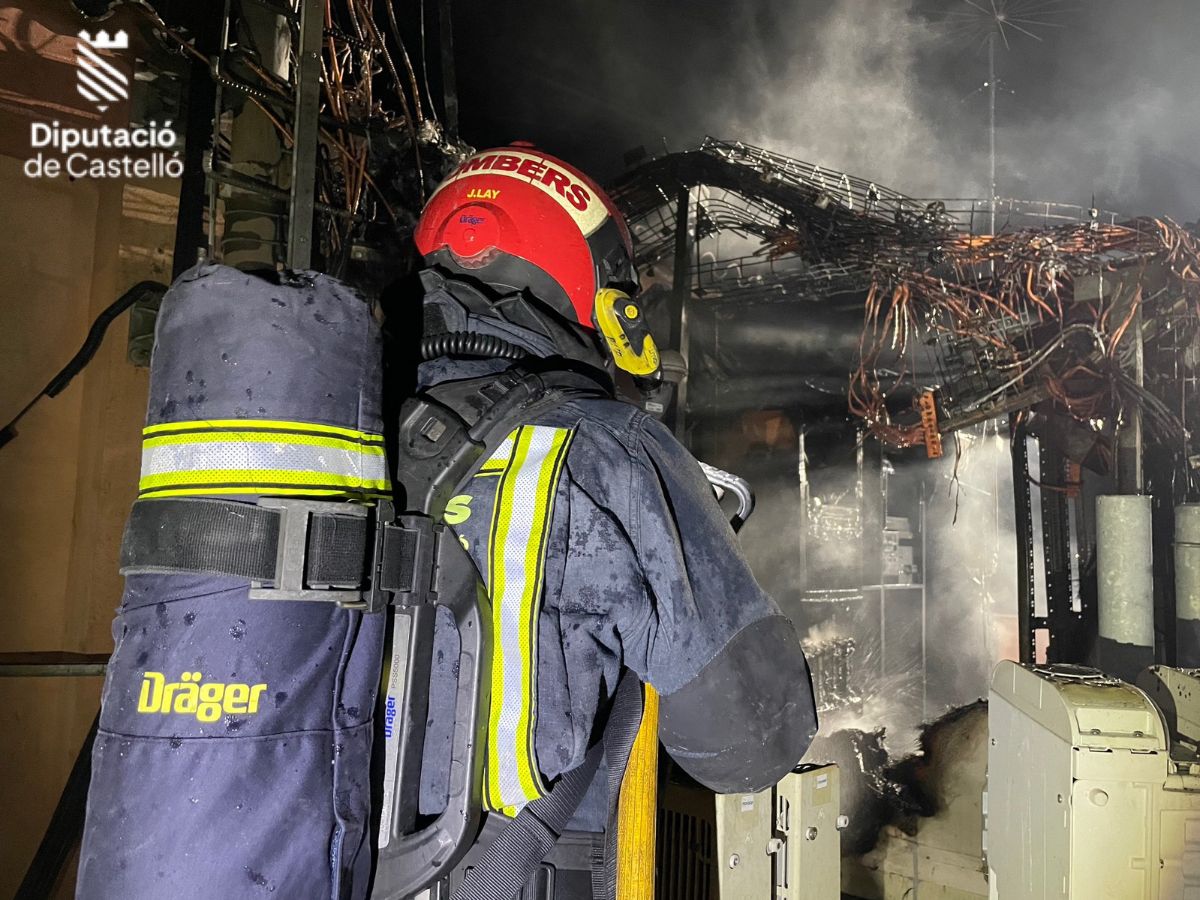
[452, 743, 602, 900]
[397, 365, 608, 518]
[449, 671, 644, 900]
[372, 365, 611, 899]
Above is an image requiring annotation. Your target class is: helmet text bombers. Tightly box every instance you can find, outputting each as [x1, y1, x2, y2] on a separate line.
[414, 145, 638, 331]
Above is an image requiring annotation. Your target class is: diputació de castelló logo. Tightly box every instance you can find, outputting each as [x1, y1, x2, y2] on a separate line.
[23, 28, 183, 180]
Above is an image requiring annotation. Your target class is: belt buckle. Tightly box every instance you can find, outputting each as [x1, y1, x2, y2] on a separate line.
[249, 497, 371, 608]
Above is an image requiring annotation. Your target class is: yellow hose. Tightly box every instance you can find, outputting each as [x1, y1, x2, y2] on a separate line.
[616, 683, 659, 900]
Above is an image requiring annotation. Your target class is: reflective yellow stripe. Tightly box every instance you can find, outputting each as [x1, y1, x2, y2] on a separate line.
[137, 418, 390, 500]
[483, 425, 574, 812]
[139, 469, 390, 490]
[143, 418, 384, 443]
[143, 430, 386, 455]
[138, 485, 393, 500]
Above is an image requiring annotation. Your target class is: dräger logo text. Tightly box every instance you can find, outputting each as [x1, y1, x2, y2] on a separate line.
[137, 671, 268, 723]
[384, 695, 398, 739]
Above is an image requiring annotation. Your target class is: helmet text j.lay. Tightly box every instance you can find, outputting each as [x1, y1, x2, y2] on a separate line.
[137, 671, 268, 722]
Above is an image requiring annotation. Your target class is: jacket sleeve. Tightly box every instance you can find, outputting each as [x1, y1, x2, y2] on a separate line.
[627, 415, 818, 793]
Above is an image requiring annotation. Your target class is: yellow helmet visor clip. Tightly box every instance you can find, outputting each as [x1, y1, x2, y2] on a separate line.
[594, 289, 661, 378]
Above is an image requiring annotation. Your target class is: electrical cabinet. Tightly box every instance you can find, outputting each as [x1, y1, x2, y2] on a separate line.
[662, 764, 842, 899]
[988, 660, 1200, 900]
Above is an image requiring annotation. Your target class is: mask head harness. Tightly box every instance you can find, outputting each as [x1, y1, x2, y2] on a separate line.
[413, 144, 659, 380]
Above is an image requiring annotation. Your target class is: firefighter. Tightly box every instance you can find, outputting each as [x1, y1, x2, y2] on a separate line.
[77, 144, 816, 900]
[409, 145, 819, 896]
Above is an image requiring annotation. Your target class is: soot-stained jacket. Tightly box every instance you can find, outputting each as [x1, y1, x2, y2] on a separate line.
[416, 316, 819, 824]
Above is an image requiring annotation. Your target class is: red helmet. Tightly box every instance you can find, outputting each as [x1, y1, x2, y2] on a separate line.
[414, 145, 637, 330]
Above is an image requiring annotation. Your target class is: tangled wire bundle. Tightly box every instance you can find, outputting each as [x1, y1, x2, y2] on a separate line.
[849, 217, 1200, 456]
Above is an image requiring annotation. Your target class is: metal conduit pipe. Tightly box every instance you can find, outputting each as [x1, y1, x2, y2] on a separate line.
[1175, 504, 1200, 666]
[1096, 495, 1155, 681]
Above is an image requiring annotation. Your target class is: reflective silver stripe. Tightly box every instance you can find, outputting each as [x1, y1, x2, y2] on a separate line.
[492, 433, 516, 462]
[137, 421, 390, 498]
[141, 439, 387, 481]
[485, 425, 574, 813]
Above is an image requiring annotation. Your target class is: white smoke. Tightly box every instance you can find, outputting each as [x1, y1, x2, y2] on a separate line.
[727, 0, 982, 199]
[744, 422, 1018, 754]
[686, 0, 1200, 219]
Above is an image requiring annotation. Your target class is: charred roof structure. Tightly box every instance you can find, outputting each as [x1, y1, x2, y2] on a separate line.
[613, 137, 1200, 682]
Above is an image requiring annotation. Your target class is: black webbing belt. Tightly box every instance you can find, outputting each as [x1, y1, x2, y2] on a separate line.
[451, 672, 644, 900]
[452, 744, 604, 900]
[120, 496, 428, 613]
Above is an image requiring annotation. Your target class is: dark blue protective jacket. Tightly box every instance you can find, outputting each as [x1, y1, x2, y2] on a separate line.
[415, 286, 818, 826]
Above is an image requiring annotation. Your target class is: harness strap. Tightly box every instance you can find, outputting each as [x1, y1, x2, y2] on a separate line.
[452, 742, 603, 900]
[121, 497, 294, 582]
[593, 673, 645, 900]
[449, 671, 644, 900]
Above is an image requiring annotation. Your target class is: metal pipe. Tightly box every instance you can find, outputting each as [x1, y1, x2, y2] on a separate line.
[988, 31, 996, 238]
[1175, 504, 1200, 666]
[287, 0, 324, 269]
[920, 492, 927, 718]
[173, 14, 221, 278]
[0, 664, 108, 678]
[1117, 306, 1145, 493]
[439, 0, 459, 137]
[668, 188, 691, 437]
[1011, 418, 1036, 665]
[1096, 495, 1154, 680]
[0, 652, 110, 678]
[798, 429, 808, 595]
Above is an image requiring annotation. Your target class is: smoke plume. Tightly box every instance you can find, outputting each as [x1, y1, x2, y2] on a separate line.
[459, 0, 1200, 219]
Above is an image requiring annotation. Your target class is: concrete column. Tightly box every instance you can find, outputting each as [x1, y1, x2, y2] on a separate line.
[1176, 504, 1200, 666]
[1096, 495, 1154, 681]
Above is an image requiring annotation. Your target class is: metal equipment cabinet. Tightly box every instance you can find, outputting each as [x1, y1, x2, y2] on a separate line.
[987, 660, 1200, 899]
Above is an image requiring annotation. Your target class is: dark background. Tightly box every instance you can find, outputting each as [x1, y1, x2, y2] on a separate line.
[452, 0, 1200, 220]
